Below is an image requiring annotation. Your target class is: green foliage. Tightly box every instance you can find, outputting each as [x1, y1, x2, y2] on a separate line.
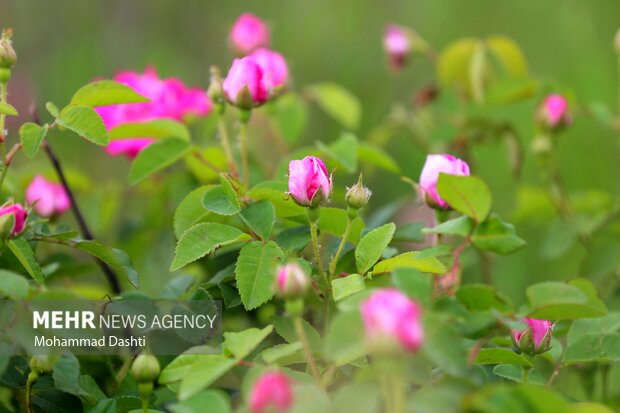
[129, 139, 190, 184]
[437, 174, 492, 222]
[18, 122, 48, 159]
[7, 238, 45, 286]
[472, 214, 526, 254]
[235, 241, 285, 310]
[57, 105, 109, 145]
[355, 222, 395, 274]
[70, 80, 149, 107]
[307, 82, 361, 130]
[110, 119, 190, 141]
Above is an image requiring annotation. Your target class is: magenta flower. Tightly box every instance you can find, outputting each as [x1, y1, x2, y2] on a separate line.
[419, 154, 470, 208]
[539, 94, 571, 129]
[25, 176, 71, 218]
[383, 25, 411, 71]
[0, 203, 28, 236]
[95, 67, 212, 158]
[249, 371, 293, 413]
[360, 288, 424, 353]
[223, 57, 269, 108]
[512, 318, 553, 354]
[230, 13, 271, 55]
[287, 156, 332, 207]
[249, 48, 289, 95]
[276, 263, 309, 299]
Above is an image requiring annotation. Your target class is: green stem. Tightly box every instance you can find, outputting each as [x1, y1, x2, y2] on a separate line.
[26, 371, 38, 413]
[601, 363, 610, 403]
[307, 209, 328, 293]
[218, 116, 237, 178]
[328, 210, 353, 279]
[0, 81, 8, 189]
[523, 365, 532, 385]
[238, 121, 249, 188]
[294, 316, 321, 383]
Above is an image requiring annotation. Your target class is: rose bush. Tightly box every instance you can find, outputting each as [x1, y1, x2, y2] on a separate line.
[0, 10, 618, 413]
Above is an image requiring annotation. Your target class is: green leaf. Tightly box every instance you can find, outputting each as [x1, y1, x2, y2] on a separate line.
[355, 223, 396, 274]
[472, 214, 526, 255]
[19, 122, 48, 159]
[110, 119, 190, 142]
[475, 348, 532, 366]
[46, 101, 59, 117]
[392, 269, 432, 306]
[486, 35, 528, 76]
[53, 353, 85, 397]
[332, 274, 365, 302]
[261, 342, 303, 364]
[456, 284, 513, 313]
[567, 312, 620, 345]
[357, 142, 401, 174]
[169, 390, 231, 413]
[423, 216, 473, 237]
[570, 403, 615, 413]
[239, 200, 275, 240]
[465, 384, 563, 413]
[526, 278, 607, 320]
[129, 139, 190, 184]
[318, 132, 358, 173]
[437, 174, 492, 222]
[7, 238, 45, 286]
[173, 186, 213, 238]
[307, 82, 361, 129]
[324, 311, 365, 366]
[171, 223, 250, 271]
[272, 316, 321, 352]
[271, 93, 307, 144]
[201, 173, 241, 216]
[274, 226, 311, 251]
[70, 80, 149, 107]
[74, 241, 139, 288]
[224, 325, 273, 360]
[563, 334, 620, 364]
[57, 105, 109, 145]
[0, 102, 17, 116]
[372, 251, 447, 275]
[235, 241, 285, 310]
[159, 348, 207, 384]
[178, 356, 236, 401]
[0, 270, 29, 299]
[185, 147, 227, 183]
[423, 314, 469, 376]
[316, 207, 365, 243]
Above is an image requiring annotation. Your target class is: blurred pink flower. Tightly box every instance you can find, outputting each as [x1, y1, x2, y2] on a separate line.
[0, 203, 28, 235]
[360, 288, 424, 352]
[223, 57, 269, 108]
[230, 13, 271, 55]
[276, 263, 309, 299]
[287, 156, 332, 207]
[249, 371, 293, 413]
[541, 94, 571, 128]
[95, 67, 212, 158]
[26, 176, 70, 218]
[249, 48, 289, 94]
[419, 154, 470, 208]
[384, 25, 411, 71]
[512, 318, 553, 354]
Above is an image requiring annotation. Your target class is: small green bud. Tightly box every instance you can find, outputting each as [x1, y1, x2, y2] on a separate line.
[131, 354, 160, 383]
[207, 66, 225, 112]
[0, 29, 17, 69]
[29, 355, 53, 374]
[345, 175, 372, 209]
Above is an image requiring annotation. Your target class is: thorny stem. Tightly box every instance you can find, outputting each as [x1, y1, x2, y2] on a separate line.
[217, 116, 238, 177]
[294, 316, 321, 383]
[307, 208, 328, 292]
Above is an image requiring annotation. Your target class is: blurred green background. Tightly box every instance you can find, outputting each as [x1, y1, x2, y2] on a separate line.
[2, 0, 620, 304]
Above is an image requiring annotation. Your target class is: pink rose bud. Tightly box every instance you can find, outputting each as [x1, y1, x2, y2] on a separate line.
[419, 154, 470, 209]
[537, 94, 571, 130]
[360, 288, 424, 353]
[230, 13, 271, 55]
[287, 156, 332, 207]
[383, 25, 412, 71]
[249, 371, 293, 413]
[223, 57, 269, 109]
[25, 176, 71, 218]
[276, 263, 309, 299]
[95, 67, 212, 158]
[0, 203, 28, 236]
[249, 48, 289, 96]
[512, 318, 553, 355]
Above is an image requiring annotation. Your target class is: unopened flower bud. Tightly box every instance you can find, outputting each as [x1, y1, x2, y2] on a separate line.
[287, 156, 332, 207]
[230, 13, 271, 56]
[536, 94, 571, 131]
[223, 57, 268, 109]
[29, 355, 53, 374]
[418, 154, 470, 209]
[208, 66, 225, 111]
[0, 29, 17, 70]
[249, 371, 293, 413]
[0, 203, 28, 236]
[383, 25, 412, 72]
[512, 318, 553, 355]
[345, 175, 372, 209]
[131, 354, 160, 383]
[276, 263, 309, 299]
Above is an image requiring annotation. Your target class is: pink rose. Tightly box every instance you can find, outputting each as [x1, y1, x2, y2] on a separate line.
[0, 203, 28, 236]
[384, 25, 411, 71]
[419, 154, 470, 208]
[249, 48, 289, 94]
[276, 263, 309, 299]
[230, 13, 270, 55]
[95, 67, 212, 158]
[287, 156, 332, 207]
[539, 94, 571, 129]
[512, 318, 553, 354]
[223, 57, 269, 108]
[25, 176, 71, 218]
[249, 371, 293, 413]
[361, 288, 424, 352]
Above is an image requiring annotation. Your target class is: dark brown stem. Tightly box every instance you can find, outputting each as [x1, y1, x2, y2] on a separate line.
[33, 107, 122, 294]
